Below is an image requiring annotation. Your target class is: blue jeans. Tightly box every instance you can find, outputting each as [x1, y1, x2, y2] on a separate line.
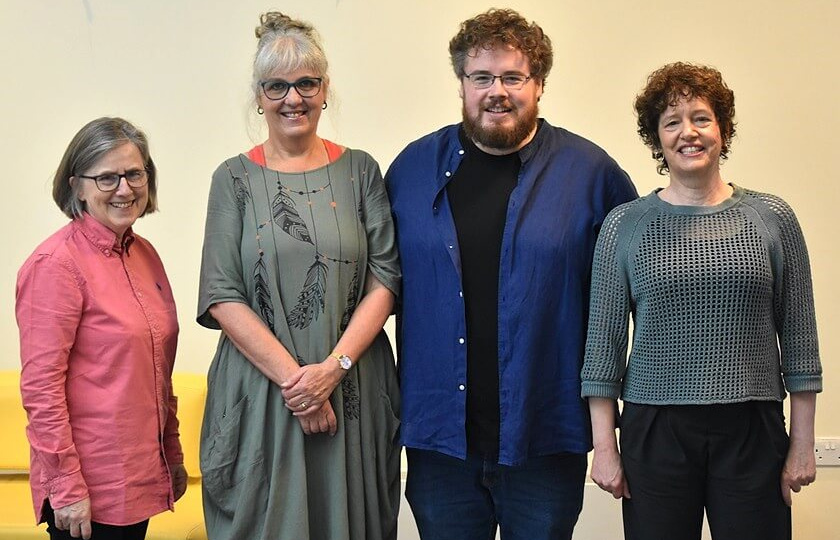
[405, 448, 587, 540]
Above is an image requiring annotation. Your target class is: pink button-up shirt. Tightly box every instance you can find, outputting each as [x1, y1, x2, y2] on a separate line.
[16, 214, 182, 526]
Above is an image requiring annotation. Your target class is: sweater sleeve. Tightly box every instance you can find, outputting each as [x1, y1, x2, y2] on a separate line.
[764, 196, 822, 393]
[581, 204, 634, 399]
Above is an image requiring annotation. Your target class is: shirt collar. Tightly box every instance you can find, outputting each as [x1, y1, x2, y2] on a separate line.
[74, 213, 136, 256]
[517, 118, 547, 163]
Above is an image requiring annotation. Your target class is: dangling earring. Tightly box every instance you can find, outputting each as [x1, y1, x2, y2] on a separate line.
[257, 106, 264, 115]
[322, 101, 328, 110]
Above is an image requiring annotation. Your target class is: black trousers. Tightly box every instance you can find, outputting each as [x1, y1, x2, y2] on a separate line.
[620, 401, 791, 540]
[43, 501, 149, 540]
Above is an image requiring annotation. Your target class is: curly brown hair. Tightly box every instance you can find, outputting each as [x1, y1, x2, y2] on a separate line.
[449, 8, 553, 82]
[634, 62, 736, 174]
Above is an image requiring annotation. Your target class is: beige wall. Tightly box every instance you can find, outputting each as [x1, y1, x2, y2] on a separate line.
[1, 1, 836, 537]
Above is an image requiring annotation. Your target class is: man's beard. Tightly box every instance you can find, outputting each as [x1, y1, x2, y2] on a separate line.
[462, 98, 538, 152]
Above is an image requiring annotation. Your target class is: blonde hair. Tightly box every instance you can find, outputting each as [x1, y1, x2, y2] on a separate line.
[251, 12, 329, 103]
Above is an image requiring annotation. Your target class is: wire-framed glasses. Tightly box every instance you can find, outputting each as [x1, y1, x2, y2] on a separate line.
[463, 72, 532, 90]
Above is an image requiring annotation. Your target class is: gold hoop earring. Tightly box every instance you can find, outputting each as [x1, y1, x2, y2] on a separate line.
[322, 101, 328, 110]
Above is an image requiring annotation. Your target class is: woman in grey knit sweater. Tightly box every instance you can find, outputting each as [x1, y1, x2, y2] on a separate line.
[581, 63, 821, 540]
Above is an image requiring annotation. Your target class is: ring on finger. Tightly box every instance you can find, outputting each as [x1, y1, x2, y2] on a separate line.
[300, 402, 308, 410]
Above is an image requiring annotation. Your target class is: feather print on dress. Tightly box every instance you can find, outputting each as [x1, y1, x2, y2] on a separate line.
[254, 256, 275, 333]
[339, 264, 360, 331]
[233, 175, 251, 215]
[287, 259, 328, 329]
[272, 190, 312, 244]
[341, 375, 360, 420]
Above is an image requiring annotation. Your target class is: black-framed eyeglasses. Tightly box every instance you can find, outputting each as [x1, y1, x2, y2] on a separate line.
[463, 72, 532, 90]
[75, 169, 148, 192]
[260, 77, 323, 100]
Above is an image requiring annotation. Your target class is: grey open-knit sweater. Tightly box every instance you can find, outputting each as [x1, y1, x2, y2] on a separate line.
[581, 185, 822, 405]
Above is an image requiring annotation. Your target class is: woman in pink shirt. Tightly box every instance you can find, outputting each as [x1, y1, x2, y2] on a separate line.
[16, 117, 186, 540]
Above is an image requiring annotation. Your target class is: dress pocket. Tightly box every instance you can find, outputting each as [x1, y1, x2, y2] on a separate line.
[200, 394, 265, 516]
[380, 389, 401, 452]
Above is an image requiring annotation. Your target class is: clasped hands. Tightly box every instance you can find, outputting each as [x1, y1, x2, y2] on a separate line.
[281, 360, 344, 436]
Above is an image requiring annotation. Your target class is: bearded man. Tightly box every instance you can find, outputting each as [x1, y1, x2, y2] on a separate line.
[385, 9, 638, 539]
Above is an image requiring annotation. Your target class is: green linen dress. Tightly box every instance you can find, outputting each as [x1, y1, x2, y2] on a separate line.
[197, 149, 401, 540]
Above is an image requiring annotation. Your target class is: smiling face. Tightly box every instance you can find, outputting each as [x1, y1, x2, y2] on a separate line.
[73, 142, 149, 241]
[259, 67, 328, 144]
[460, 46, 543, 155]
[657, 96, 723, 182]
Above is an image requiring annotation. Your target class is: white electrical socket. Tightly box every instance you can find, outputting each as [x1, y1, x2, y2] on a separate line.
[814, 438, 840, 467]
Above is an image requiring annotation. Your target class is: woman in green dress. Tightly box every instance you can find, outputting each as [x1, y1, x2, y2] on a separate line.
[197, 12, 401, 540]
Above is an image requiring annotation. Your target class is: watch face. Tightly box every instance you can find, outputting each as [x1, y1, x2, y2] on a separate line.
[339, 355, 352, 370]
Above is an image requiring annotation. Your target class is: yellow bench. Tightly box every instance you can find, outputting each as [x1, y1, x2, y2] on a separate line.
[0, 371, 208, 540]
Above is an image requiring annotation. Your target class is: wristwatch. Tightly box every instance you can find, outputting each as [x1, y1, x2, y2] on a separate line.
[330, 352, 353, 371]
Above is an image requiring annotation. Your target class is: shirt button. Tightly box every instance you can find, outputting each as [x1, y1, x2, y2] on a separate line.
[459, 291, 463, 298]
[458, 149, 465, 155]
[104, 249, 111, 256]
[458, 337, 465, 344]
[458, 384, 466, 391]
[445, 171, 452, 177]
[448, 245, 454, 249]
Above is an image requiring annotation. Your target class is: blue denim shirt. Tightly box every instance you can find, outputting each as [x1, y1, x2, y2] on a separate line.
[385, 120, 637, 465]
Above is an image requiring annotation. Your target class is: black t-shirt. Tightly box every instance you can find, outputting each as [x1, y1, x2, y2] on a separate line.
[446, 128, 520, 457]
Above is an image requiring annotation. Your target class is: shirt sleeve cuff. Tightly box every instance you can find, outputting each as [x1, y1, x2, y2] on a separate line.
[784, 374, 823, 394]
[580, 381, 622, 400]
[47, 469, 89, 510]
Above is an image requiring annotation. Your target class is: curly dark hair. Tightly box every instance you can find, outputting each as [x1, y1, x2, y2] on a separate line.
[634, 62, 736, 174]
[449, 8, 553, 82]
